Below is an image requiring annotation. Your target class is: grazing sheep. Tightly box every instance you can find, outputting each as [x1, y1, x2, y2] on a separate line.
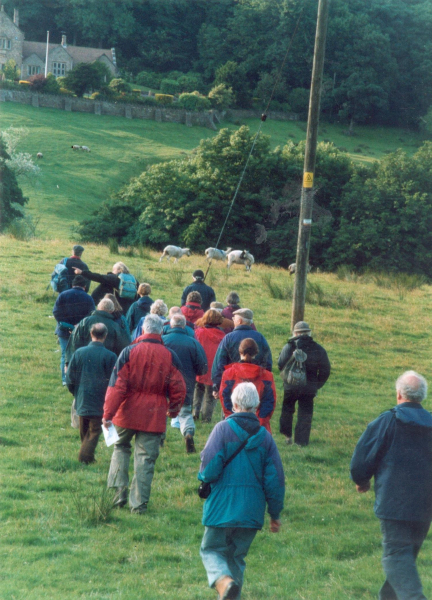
[159, 245, 191, 263]
[288, 263, 312, 275]
[71, 145, 80, 150]
[205, 247, 232, 262]
[36, 152, 43, 159]
[227, 250, 255, 272]
[80, 145, 90, 152]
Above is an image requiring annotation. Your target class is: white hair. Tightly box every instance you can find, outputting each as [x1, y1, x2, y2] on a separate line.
[97, 298, 114, 313]
[112, 261, 129, 274]
[232, 382, 260, 412]
[233, 315, 252, 326]
[170, 314, 186, 328]
[143, 314, 164, 335]
[150, 299, 168, 317]
[169, 306, 182, 317]
[396, 370, 428, 403]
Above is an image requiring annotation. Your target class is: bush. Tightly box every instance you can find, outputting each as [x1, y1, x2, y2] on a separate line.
[109, 78, 131, 93]
[59, 87, 74, 96]
[208, 84, 234, 109]
[28, 73, 60, 94]
[160, 79, 180, 96]
[18, 80, 31, 87]
[135, 71, 162, 89]
[178, 73, 206, 93]
[155, 94, 174, 105]
[6, 214, 39, 241]
[178, 92, 211, 111]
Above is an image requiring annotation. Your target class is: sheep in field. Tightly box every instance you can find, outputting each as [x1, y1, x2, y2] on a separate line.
[205, 247, 232, 262]
[80, 145, 91, 152]
[227, 250, 255, 272]
[36, 152, 43, 159]
[159, 245, 191, 263]
[288, 263, 311, 275]
[71, 145, 80, 150]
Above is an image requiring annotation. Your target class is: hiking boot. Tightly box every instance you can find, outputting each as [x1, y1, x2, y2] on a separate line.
[185, 434, 196, 454]
[215, 576, 240, 600]
[285, 436, 293, 445]
[112, 487, 128, 508]
[131, 503, 147, 515]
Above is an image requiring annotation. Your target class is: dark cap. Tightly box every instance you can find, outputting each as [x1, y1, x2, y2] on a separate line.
[193, 269, 205, 280]
[233, 308, 253, 320]
[73, 244, 84, 255]
[72, 275, 87, 288]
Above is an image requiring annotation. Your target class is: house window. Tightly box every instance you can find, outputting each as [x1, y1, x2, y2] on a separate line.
[27, 65, 41, 76]
[52, 62, 66, 77]
[0, 38, 11, 50]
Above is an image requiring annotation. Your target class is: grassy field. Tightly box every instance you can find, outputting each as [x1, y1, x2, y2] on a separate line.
[1, 102, 432, 598]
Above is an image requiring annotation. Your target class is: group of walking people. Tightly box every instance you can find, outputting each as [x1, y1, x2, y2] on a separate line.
[51, 245, 432, 600]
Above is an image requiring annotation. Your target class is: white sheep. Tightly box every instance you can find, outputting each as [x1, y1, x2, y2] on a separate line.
[205, 247, 232, 262]
[36, 152, 43, 159]
[80, 145, 91, 152]
[159, 245, 191, 263]
[227, 250, 255, 272]
[288, 263, 312, 275]
[71, 145, 80, 150]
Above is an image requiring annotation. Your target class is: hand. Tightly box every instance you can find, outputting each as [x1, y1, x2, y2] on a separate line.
[356, 481, 371, 493]
[102, 418, 112, 429]
[73, 268, 82, 275]
[212, 391, 219, 399]
[270, 519, 281, 533]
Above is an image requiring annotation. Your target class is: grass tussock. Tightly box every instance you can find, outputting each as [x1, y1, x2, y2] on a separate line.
[7, 215, 40, 241]
[170, 267, 185, 286]
[107, 238, 119, 255]
[337, 266, 427, 300]
[70, 482, 116, 527]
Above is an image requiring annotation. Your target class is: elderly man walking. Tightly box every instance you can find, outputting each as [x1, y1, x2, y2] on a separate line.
[103, 314, 186, 514]
[66, 323, 116, 464]
[163, 313, 207, 453]
[198, 382, 284, 599]
[181, 269, 216, 311]
[278, 321, 330, 446]
[211, 308, 272, 393]
[350, 371, 432, 600]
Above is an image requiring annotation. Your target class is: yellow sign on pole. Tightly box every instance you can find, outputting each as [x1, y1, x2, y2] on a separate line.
[303, 172, 314, 188]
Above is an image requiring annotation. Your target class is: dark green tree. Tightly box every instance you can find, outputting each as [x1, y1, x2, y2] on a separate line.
[0, 138, 28, 231]
[64, 62, 111, 97]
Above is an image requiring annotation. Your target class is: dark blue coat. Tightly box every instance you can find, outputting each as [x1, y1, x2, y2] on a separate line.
[163, 327, 207, 404]
[181, 281, 216, 311]
[53, 287, 95, 339]
[211, 325, 272, 390]
[125, 296, 153, 331]
[350, 402, 432, 522]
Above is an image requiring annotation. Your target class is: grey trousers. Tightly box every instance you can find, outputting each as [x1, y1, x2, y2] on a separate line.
[107, 427, 162, 511]
[193, 382, 218, 422]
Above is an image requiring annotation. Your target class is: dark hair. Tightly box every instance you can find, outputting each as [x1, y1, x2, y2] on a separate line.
[239, 338, 259, 361]
[72, 275, 87, 288]
[104, 293, 123, 314]
[73, 244, 84, 256]
[187, 291, 202, 305]
[196, 309, 223, 327]
[90, 323, 108, 339]
[226, 291, 240, 305]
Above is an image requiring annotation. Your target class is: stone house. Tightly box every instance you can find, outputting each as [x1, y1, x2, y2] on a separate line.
[0, 6, 117, 79]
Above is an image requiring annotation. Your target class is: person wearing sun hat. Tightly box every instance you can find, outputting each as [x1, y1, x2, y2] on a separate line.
[278, 321, 331, 446]
[181, 269, 216, 311]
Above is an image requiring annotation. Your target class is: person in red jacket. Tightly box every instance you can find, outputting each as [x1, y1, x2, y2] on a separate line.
[181, 291, 204, 326]
[193, 309, 226, 422]
[219, 338, 276, 433]
[103, 313, 186, 514]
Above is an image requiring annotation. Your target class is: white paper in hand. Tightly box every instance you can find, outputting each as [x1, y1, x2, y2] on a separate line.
[103, 424, 120, 447]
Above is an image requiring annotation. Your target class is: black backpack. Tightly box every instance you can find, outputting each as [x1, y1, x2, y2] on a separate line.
[281, 339, 308, 387]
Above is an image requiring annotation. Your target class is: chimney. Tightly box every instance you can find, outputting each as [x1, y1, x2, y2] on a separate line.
[111, 48, 117, 66]
[61, 34, 67, 48]
[13, 8, 19, 27]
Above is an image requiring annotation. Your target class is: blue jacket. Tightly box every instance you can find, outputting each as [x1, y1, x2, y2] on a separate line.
[126, 296, 153, 331]
[212, 325, 272, 390]
[198, 413, 285, 528]
[162, 323, 195, 338]
[53, 287, 95, 338]
[162, 328, 207, 404]
[350, 402, 432, 522]
[181, 281, 216, 311]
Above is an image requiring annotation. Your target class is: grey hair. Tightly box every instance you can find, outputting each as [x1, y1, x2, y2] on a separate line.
[171, 314, 186, 328]
[226, 291, 240, 305]
[97, 298, 114, 313]
[143, 313, 164, 335]
[232, 382, 260, 412]
[90, 323, 108, 339]
[396, 371, 428, 403]
[234, 316, 252, 326]
[112, 261, 129, 274]
[169, 306, 182, 317]
[150, 299, 168, 317]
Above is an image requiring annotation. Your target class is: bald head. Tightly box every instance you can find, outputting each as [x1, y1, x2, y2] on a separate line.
[396, 371, 427, 404]
[169, 306, 182, 318]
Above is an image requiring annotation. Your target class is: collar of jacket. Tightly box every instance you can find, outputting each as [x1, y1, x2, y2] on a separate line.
[93, 310, 115, 320]
[234, 325, 253, 331]
[227, 411, 261, 435]
[186, 302, 201, 309]
[89, 341, 104, 346]
[397, 401, 423, 410]
[134, 333, 163, 343]
[289, 333, 314, 343]
[169, 327, 188, 335]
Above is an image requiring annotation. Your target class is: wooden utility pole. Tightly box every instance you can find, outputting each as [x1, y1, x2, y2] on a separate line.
[291, 0, 330, 329]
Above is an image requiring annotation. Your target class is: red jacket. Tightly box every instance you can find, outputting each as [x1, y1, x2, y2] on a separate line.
[195, 326, 226, 386]
[104, 333, 186, 433]
[220, 362, 277, 433]
[181, 302, 204, 325]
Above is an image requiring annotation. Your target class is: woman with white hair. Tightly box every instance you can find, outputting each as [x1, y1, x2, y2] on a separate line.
[131, 299, 168, 341]
[73, 261, 138, 313]
[198, 382, 285, 600]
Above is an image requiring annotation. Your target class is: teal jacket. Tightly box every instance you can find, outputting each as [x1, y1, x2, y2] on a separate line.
[198, 413, 285, 528]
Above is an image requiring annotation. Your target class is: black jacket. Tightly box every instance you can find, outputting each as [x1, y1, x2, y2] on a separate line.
[66, 341, 117, 417]
[52, 287, 95, 339]
[125, 296, 153, 331]
[278, 334, 331, 395]
[181, 281, 216, 311]
[65, 257, 89, 290]
[81, 270, 138, 313]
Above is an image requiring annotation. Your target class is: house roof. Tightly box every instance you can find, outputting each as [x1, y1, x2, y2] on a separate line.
[22, 41, 115, 66]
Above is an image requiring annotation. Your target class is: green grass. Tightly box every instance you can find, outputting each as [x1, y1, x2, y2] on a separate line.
[1, 102, 432, 598]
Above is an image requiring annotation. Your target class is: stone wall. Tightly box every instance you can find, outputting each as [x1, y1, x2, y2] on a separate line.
[0, 89, 218, 130]
[227, 109, 299, 122]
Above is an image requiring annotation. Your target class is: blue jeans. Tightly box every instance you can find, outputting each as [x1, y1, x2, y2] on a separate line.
[200, 526, 257, 598]
[379, 519, 430, 600]
[58, 336, 69, 383]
